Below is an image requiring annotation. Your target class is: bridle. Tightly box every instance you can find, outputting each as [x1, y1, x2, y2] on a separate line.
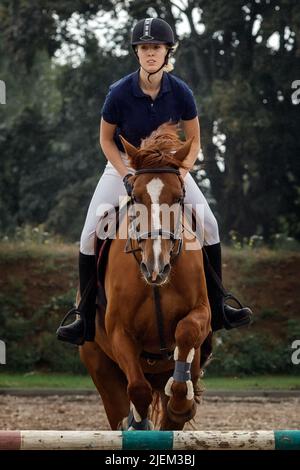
[124, 167, 186, 362]
[124, 167, 185, 261]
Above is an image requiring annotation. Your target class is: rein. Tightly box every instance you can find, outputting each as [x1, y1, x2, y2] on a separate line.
[125, 167, 185, 361]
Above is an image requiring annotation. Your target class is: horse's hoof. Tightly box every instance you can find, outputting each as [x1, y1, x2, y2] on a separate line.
[117, 417, 128, 430]
[117, 416, 154, 430]
[166, 399, 197, 424]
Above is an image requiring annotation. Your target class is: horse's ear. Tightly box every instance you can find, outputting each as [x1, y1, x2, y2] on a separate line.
[119, 135, 139, 160]
[173, 137, 194, 162]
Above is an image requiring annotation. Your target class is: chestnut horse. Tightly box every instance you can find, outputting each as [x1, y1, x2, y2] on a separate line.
[80, 124, 211, 430]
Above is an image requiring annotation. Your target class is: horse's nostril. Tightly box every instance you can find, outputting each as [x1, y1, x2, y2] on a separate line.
[140, 262, 150, 277]
[161, 263, 171, 277]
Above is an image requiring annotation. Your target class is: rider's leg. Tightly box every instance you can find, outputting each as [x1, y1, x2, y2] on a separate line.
[56, 252, 97, 345]
[183, 173, 252, 331]
[56, 160, 128, 345]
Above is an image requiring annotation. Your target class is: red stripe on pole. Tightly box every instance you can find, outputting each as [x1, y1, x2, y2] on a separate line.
[0, 431, 21, 450]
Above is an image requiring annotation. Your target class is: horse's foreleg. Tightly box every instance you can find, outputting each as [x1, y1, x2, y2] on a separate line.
[80, 342, 129, 430]
[110, 328, 153, 429]
[165, 307, 210, 425]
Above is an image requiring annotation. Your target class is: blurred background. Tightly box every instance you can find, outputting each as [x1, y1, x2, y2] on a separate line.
[0, 1, 299, 384]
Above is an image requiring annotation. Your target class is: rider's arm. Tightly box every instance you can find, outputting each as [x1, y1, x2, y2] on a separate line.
[99, 118, 130, 179]
[180, 117, 201, 177]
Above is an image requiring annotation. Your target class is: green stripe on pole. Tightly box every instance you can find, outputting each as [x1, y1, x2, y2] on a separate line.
[122, 431, 173, 450]
[274, 430, 300, 450]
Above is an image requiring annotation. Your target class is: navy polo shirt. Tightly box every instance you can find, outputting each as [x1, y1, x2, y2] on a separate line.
[101, 69, 198, 152]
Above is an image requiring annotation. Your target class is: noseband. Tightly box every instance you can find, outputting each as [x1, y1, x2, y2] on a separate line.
[125, 167, 185, 259]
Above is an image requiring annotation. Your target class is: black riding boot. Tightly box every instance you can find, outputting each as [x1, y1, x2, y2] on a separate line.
[203, 243, 252, 331]
[56, 252, 97, 345]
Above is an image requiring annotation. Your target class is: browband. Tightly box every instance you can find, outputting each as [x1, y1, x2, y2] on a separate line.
[135, 168, 180, 175]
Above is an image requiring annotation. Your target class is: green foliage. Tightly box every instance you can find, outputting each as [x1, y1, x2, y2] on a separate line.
[228, 230, 300, 251]
[0, 0, 299, 242]
[287, 319, 300, 342]
[0, 288, 85, 373]
[208, 329, 300, 376]
[2, 224, 60, 245]
[0, 243, 299, 375]
[259, 309, 284, 321]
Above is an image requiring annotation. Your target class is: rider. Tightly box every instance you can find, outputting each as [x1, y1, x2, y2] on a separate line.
[56, 17, 252, 345]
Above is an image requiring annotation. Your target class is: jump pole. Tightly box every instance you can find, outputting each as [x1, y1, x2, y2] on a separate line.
[0, 430, 300, 450]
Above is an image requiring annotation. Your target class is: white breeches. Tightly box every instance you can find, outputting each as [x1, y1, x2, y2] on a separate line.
[80, 153, 220, 255]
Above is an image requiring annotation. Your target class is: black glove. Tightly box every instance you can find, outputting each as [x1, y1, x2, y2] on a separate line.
[123, 173, 134, 196]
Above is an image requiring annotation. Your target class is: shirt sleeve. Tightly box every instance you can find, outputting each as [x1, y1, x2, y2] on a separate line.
[101, 87, 120, 124]
[181, 85, 198, 120]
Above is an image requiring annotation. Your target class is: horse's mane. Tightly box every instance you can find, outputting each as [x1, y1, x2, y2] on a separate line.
[130, 122, 188, 170]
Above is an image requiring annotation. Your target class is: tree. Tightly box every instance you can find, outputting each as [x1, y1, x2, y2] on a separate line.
[0, 0, 299, 242]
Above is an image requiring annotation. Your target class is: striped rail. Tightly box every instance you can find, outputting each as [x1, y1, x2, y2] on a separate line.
[0, 430, 300, 450]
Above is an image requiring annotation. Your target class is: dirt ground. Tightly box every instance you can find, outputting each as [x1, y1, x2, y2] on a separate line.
[1, 394, 299, 430]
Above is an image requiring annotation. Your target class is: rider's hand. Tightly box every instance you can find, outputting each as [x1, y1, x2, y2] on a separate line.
[123, 173, 134, 196]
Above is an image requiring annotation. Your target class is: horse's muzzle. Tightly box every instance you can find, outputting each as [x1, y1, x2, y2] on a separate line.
[140, 262, 171, 285]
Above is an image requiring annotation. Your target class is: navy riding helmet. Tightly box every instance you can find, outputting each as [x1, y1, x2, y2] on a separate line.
[131, 18, 176, 74]
[131, 18, 175, 46]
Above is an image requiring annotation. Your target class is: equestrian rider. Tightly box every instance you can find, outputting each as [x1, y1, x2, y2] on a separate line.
[56, 18, 252, 345]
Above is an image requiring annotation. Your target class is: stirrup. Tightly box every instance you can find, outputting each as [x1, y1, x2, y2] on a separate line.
[56, 307, 87, 346]
[222, 293, 252, 330]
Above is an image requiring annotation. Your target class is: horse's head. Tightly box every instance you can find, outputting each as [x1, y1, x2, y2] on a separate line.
[120, 123, 193, 286]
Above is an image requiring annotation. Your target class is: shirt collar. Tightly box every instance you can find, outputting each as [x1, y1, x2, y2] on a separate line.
[132, 69, 171, 98]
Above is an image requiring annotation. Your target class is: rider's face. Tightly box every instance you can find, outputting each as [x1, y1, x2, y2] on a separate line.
[136, 44, 168, 73]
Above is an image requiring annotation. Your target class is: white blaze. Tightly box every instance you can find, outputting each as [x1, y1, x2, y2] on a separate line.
[146, 178, 164, 275]
[153, 239, 161, 275]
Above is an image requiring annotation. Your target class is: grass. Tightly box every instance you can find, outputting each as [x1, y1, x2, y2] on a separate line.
[223, 245, 300, 267]
[0, 373, 94, 389]
[0, 241, 77, 261]
[202, 375, 300, 390]
[0, 241, 298, 263]
[0, 373, 299, 390]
